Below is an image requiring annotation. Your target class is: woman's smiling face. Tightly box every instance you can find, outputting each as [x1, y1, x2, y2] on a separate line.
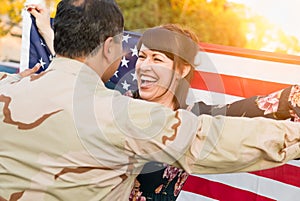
[135, 44, 179, 108]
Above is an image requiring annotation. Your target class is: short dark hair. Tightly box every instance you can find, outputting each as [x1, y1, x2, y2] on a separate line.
[54, 0, 124, 58]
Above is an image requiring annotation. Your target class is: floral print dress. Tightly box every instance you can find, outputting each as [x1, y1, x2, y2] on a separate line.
[129, 85, 300, 201]
[129, 162, 188, 201]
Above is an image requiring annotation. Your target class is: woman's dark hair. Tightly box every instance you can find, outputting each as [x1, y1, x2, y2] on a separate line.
[160, 24, 199, 109]
[54, 0, 124, 58]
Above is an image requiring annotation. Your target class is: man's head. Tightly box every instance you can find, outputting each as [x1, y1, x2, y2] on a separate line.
[54, 0, 124, 81]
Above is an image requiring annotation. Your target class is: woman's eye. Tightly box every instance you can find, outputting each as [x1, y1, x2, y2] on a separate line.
[138, 54, 146, 59]
[154, 58, 163, 62]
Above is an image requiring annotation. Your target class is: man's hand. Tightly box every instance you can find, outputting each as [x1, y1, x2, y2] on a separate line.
[19, 63, 41, 78]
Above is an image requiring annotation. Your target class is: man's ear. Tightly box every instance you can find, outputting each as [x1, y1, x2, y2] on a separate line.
[181, 64, 192, 78]
[102, 37, 114, 61]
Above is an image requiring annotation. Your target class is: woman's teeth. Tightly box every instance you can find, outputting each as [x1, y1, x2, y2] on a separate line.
[140, 76, 156, 87]
[141, 75, 156, 82]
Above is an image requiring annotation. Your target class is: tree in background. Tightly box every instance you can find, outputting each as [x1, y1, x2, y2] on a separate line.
[176, 0, 247, 47]
[116, 0, 247, 47]
[239, 6, 300, 55]
[0, 0, 299, 55]
[116, 0, 174, 31]
[116, 0, 300, 55]
[0, 0, 25, 36]
[0, 0, 59, 37]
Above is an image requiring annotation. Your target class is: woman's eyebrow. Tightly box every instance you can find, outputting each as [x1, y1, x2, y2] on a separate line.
[152, 52, 168, 58]
[139, 50, 168, 58]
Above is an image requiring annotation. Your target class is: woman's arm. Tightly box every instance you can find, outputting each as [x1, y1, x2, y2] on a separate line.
[26, 4, 55, 56]
[191, 85, 300, 122]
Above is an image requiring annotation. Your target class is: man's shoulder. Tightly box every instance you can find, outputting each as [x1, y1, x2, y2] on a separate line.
[0, 72, 22, 90]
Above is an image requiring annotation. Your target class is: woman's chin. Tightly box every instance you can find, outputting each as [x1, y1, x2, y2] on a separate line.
[139, 91, 152, 101]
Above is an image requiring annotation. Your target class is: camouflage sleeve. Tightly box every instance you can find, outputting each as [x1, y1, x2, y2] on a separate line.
[0, 72, 22, 89]
[105, 95, 300, 175]
[177, 112, 300, 174]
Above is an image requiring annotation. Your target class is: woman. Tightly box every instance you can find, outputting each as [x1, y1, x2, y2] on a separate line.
[128, 24, 198, 201]
[17, 6, 300, 201]
[127, 24, 300, 201]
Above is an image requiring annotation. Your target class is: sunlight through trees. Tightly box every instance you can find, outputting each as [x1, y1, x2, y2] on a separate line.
[0, 0, 299, 55]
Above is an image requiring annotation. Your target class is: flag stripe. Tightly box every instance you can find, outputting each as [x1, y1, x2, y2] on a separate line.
[200, 42, 300, 65]
[191, 70, 290, 98]
[186, 88, 243, 105]
[183, 171, 300, 201]
[195, 52, 300, 85]
[177, 191, 217, 201]
[287, 159, 300, 167]
[182, 175, 276, 201]
[250, 164, 300, 188]
[20, 8, 32, 72]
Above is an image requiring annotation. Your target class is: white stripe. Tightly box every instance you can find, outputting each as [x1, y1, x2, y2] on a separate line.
[190, 173, 300, 201]
[177, 191, 218, 201]
[187, 88, 243, 105]
[20, 0, 45, 71]
[177, 162, 300, 201]
[196, 52, 300, 85]
[20, 9, 32, 72]
[287, 160, 300, 167]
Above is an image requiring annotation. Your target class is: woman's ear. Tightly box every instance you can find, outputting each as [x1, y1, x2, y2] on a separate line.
[181, 64, 192, 78]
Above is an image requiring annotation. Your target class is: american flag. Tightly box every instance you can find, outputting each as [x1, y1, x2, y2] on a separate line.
[178, 44, 300, 201]
[20, 8, 54, 73]
[105, 31, 140, 92]
[21, 11, 300, 201]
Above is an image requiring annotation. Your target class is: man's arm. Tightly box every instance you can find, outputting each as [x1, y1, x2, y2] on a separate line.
[0, 72, 22, 89]
[0, 64, 41, 89]
[178, 112, 300, 174]
[92, 92, 300, 175]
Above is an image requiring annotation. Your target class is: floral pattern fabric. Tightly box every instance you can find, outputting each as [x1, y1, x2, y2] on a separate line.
[130, 162, 189, 201]
[256, 89, 282, 115]
[289, 85, 300, 122]
[256, 85, 300, 122]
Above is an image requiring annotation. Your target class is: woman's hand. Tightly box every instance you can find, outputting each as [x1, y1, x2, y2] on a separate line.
[26, 4, 55, 56]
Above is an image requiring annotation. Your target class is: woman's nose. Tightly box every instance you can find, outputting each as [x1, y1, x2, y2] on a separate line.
[138, 58, 153, 71]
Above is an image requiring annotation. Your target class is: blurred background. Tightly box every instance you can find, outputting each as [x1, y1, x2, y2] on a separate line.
[0, 0, 299, 63]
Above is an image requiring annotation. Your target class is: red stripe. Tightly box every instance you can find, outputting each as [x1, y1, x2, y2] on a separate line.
[250, 164, 300, 188]
[191, 70, 290, 98]
[199, 42, 300, 65]
[182, 175, 275, 201]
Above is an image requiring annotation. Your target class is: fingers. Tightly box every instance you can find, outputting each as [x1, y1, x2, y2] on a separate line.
[25, 4, 52, 44]
[27, 8, 39, 18]
[26, 4, 48, 18]
[31, 63, 42, 73]
[124, 90, 133, 97]
[19, 63, 41, 78]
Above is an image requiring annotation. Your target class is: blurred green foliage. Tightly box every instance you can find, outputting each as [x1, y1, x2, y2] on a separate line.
[0, 0, 299, 54]
[0, 0, 25, 36]
[116, 0, 300, 54]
